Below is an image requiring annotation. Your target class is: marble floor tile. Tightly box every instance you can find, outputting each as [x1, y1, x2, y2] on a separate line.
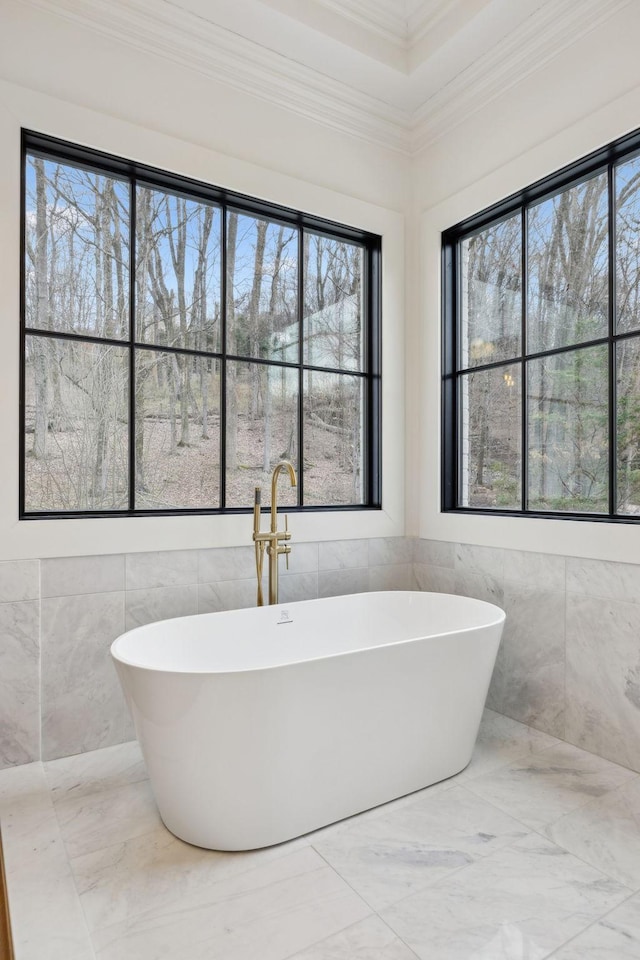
[455, 708, 561, 783]
[0, 764, 95, 960]
[311, 784, 528, 911]
[45, 739, 147, 804]
[465, 740, 637, 830]
[71, 821, 308, 932]
[549, 892, 640, 958]
[289, 915, 418, 959]
[380, 834, 629, 960]
[8, 868, 95, 960]
[54, 778, 162, 859]
[545, 776, 640, 889]
[90, 846, 372, 960]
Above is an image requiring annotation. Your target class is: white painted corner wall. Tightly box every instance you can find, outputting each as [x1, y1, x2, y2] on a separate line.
[411, 1, 640, 565]
[4, 0, 640, 565]
[0, 3, 408, 560]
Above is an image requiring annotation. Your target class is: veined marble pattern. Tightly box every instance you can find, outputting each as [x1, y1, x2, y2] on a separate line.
[549, 892, 640, 958]
[487, 581, 565, 738]
[3, 710, 640, 960]
[0, 600, 40, 766]
[565, 592, 640, 771]
[40, 590, 131, 761]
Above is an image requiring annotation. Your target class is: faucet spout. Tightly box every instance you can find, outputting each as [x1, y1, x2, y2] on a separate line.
[270, 459, 297, 533]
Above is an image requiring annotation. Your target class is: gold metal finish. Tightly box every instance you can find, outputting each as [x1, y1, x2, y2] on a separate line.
[252, 460, 297, 605]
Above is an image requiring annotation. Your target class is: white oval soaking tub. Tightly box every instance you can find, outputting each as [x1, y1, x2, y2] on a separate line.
[111, 590, 505, 850]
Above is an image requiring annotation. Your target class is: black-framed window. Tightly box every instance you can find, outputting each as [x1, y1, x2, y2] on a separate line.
[21, 131, 381, 518]
[442, 124, 640, 522]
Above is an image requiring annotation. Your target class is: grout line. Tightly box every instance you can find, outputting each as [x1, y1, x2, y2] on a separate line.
[544, 885, 640, 957]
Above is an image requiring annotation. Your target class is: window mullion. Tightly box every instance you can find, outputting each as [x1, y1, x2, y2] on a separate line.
[297, 223, 304, 507]
[129, 176, 137, 513]
[220, 200, 228, 511]
[521, 205, 528, 513]
[608, 162, 617, 517]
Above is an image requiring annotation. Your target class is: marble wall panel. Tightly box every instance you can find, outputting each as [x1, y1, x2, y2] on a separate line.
[319, 568, 369, 598]
[414, 539, 455, 568]
[41, 555, 124, 599]
[319, 539, 368, 571]
[414, 564, 456, 594]
[0, 600, 40, 767]
[369, 537, 413, 566]
[197, 578, 258, 614]
[566, 593, 640, 771]
[487, 582, 565, 739]
[369, 563, 414, 592]
[125, 550, 198, 590]
[0, 559, 39, 603]
[41, 592, 129, 761]
[125, 585, 198, 630]
[198, 545, 256, 583]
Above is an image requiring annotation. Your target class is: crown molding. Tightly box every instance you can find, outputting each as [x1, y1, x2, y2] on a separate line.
[407, 0, 457, 46]
[18, 0, 635, 158]
[23, 0, 413, 154]
[312, 0, 409, 45]
[411, 0, 633, 152]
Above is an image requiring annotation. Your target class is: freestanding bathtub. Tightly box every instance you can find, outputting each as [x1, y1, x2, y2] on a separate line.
[111, 591, 505, 850]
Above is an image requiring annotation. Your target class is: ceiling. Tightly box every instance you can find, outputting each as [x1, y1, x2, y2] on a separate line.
[23, 0, 632, 153]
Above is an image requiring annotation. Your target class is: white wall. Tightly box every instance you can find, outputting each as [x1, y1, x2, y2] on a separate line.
[0, 1, 409, 560]
[411, 2, 640, 564]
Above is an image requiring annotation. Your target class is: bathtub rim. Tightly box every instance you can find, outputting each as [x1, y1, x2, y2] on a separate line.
[111, 590, 505, 676]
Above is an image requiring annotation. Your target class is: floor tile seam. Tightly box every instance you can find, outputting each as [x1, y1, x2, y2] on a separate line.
[460, 775, 628, 834]
[461, 757, 639, 825]
[456, 738, 564, 785]
[48, 772, 151, 810]
[452, 780, 535, 835]
[544, 886, 640, 957]
[33, 788, 99, 960]
[79, 853, 355, 940]
[50, 772, 154, 818]
[304, 783, 457, 844]
[278, 915, 407, 960]
[314, 828, 534, 920]
[68, 843, 347, 936]
[307, 842, 386, 915]
[64, 819, 176, 871]
[526, 819, 640, 891]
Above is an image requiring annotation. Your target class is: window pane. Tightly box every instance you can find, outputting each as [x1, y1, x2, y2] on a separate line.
[25, 155, 130, 339]
[616, 337, 640, 515]
[303, 234, 364, 371]
[24, 336, 128, 511]
[226, 361, 298, 508]
[616, 156, 640, 334]
[134, 350, 220, 510]
[226, 212, 298, 362]
[136, 187, 221, 352]
[527, 175, 608, 353]
[527, 346, 608, 512]
[460, 216, 522, 368]
[303, 371, 364, 505]
[459, 364, 521, 509]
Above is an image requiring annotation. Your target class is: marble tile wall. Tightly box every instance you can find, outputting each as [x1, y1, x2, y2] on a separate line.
[0, 537, 415, 768]
[415, 538, 640, 774]
[5, 533, 639, 775]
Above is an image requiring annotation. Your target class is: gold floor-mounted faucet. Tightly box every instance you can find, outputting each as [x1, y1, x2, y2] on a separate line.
[253, 460, 297, 606]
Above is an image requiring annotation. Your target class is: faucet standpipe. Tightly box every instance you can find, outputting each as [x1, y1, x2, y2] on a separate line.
[252, 460, 297, 606]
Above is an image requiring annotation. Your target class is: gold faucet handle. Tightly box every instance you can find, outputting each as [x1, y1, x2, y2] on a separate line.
[285, 515, 290, 569]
